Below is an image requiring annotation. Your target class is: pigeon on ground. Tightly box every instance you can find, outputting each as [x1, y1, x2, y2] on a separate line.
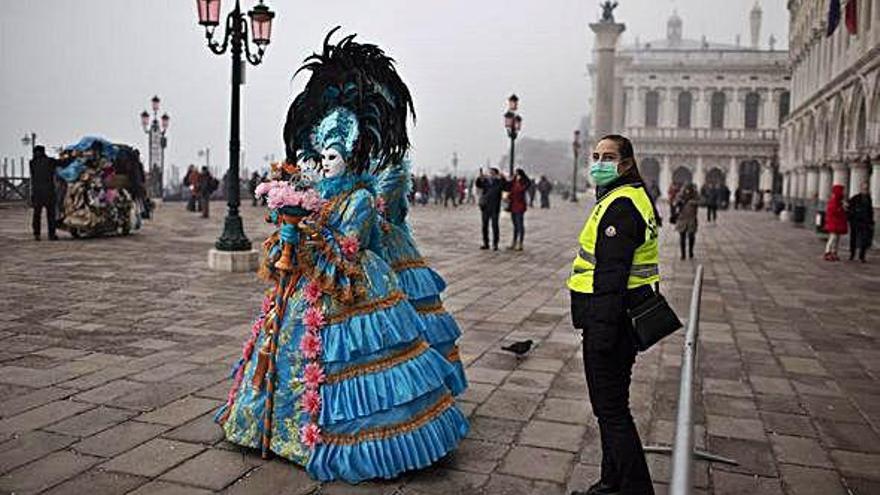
[501, 339, 534, 356]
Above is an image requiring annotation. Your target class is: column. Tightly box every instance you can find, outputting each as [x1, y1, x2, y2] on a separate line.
[832, 161, 850, 192]
[724, 89, 736, 129]
[805, 166, 820, 202]
[728, 156, 740, 193]
[660, 155, 672, 198]
[634, 88, 646, 129]
[818, 165, 833, 201]
[871, 161, 880, 211]
[782, 172, 792, 209]
[849, 160, 869, 196]
[762, 89, 778, 130]
[797, 169, 808, 200]
[695, 155, 706, 187]
[623, 87, 636, 129]
[589, 20, 626, 138]
[661, 88, 675, 128]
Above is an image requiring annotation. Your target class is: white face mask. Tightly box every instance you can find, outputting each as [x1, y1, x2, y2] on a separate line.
[319, 148, 346, 179]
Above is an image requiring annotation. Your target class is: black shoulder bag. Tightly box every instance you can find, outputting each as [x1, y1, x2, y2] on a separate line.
[627, 284, 682, 352]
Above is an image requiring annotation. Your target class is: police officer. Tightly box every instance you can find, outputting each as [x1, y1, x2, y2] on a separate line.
[569, 134, 658, 495]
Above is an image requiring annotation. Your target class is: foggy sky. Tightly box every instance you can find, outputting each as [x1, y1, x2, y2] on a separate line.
[0, 0, 788, 180]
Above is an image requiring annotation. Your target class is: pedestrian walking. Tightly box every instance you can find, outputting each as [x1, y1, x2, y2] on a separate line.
[29, 145, 59, 241]
[568, 134, 658, 495]
[675, 184, 699, 259]
[184, 165, 200, 212]
[197, 166, 218, 218]
[505, 168, 531, 251]
[443, 174, 458, 207]
[527, 178, 537, 208]
[823, 184, 848, 261]
[847, 182, 874, 262]
[706, 183, 719, 223]
[476, 167, 503, 250]
[433, 176, 443, 205]
[537, 175, 553, 208]
[248, 171, 261, 207]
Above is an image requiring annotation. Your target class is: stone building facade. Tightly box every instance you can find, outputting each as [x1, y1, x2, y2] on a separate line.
[589, 5, 791, 201]
[779, 0, 880, 223]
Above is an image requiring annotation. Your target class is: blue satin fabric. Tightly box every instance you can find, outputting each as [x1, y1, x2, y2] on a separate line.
[218, 175, 468, 483]
[379, 222, 468, 396]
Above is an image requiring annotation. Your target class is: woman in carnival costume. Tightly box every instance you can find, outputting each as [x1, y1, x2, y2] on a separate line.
[215, 28, 469, 483]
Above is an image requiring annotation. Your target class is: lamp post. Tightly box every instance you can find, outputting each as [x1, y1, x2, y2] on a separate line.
[140, 96, 170, 199]
[571, 130, 581, 202]
[21, 132, 37, 156]
[196, 0, 275, 252]
[503, 94, 522, 177]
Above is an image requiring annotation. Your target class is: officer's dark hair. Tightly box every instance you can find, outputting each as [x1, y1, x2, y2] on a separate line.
[598, 134, 641, 179]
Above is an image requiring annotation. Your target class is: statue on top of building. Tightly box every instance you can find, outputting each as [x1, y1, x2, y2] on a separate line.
[600, 1, 619, 23]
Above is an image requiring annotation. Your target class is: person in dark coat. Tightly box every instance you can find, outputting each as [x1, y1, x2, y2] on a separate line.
[537, 175, 553, 209]
[476, 168, 504, 250]
[29, 146, 59, 241]
[847, 181, 874, 262]
[443, 174, 458, 208]
[248, 171, 261, 207]
[675, 184, 700, 259]
[197, 166, 217, 218]
[705, 183, 719, 223]
[527, 178, 537, 208]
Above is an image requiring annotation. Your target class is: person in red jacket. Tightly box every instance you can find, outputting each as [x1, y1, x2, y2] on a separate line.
[824, 184, 848, 261]
[505, 168, 532, 251]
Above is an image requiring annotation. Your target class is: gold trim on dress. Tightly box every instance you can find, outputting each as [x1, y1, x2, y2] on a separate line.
[446, 346, 461, 363]
[391, 258, 427, 271]
[324, 341, 430, 385]
[322, 393, 455, 445]
[325, 291, 408, 325]
[413, 300, 445, 315]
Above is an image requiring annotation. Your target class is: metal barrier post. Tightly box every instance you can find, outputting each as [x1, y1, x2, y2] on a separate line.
[643, 265, 737, 495]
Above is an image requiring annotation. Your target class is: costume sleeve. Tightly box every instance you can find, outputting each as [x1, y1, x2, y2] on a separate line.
[336, 188, 376, 245]
[590, 197, 646, 326]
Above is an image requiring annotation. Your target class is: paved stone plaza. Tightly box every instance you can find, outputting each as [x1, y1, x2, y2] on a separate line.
[0, 198, 879, 495]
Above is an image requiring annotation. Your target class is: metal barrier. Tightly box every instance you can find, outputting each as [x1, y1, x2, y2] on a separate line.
[643, 265, 737, 494]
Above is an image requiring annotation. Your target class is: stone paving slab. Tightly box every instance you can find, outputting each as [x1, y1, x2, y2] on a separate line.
[1, 198, 879, 494]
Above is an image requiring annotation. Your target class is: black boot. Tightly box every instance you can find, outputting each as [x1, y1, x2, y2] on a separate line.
[570, 480, 620, 495]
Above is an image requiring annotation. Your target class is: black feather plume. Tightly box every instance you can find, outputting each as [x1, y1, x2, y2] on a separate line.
[283, 27, 416, 174]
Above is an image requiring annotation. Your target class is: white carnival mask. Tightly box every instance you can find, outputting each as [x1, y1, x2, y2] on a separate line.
[319, 147, 347, 178]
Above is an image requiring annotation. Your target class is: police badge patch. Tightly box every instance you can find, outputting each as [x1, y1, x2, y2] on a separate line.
[605, 225, 617, 237]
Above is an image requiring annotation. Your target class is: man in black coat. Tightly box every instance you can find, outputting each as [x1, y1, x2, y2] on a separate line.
[29, 146, 59, 241]
[848, 181, 874, 262]
[475, 167, 505, 250]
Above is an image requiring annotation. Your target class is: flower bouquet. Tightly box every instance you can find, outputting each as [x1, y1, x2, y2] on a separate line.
[255, 162, 325, 272]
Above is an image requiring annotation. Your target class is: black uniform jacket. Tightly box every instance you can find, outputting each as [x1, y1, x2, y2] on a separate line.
[571, 173, 655, 350]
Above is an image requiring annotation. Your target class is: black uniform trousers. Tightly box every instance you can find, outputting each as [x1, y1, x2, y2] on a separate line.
[575, 290, 654, 495]
[32, 197, 57, 238]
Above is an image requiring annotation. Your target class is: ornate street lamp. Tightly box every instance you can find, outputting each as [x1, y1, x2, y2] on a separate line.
[503, 94, 523, 177]
[140, 96, 170, 199]
[571, 130, 581, 202]
[21, 132, 37, 155]
[195, 0, 275, 252]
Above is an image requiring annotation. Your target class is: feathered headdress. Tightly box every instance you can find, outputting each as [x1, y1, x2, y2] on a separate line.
[283, 27, 416, 174]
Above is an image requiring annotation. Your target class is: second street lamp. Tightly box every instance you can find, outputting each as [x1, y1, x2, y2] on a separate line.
[503, 94, 522, 178]
[571, 130, 580, 202]
[195, 0, 275, 253]
[140, 96, 170, 199]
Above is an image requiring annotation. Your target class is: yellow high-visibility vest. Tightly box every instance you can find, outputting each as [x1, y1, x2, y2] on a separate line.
[567, 184, 660, 293]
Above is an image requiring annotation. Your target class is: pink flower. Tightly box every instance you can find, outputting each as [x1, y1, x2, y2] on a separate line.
[301, 389, 321, 415]
[260, 296, 273, 314]
[303, 280, 323, 305]
[300, 423, 322, 448]
[299, 331, 322, 360]
[300, 190, 324, 212]
[303, 306, 325, 331]
[254, 181, 272, 197]
[303, 362, 325, 389]
[339, 235, 360, 259]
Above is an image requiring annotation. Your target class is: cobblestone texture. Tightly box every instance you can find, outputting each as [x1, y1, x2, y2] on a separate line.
[1, 198, 879, 494]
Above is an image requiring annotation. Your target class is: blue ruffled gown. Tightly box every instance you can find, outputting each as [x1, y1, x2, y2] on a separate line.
[375, 169, 468, 396]
[216, 174, 468, 483]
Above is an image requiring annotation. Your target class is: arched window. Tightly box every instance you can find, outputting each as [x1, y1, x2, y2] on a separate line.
[710, 91, 726, 129]
[645, 91, 659, 128]
[744, 92, 760, 129]
[778, 91, 791, 125]
[677, 91, 693, 128]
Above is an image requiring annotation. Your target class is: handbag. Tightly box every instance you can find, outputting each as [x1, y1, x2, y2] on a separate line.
[627, 286, 682, 352]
